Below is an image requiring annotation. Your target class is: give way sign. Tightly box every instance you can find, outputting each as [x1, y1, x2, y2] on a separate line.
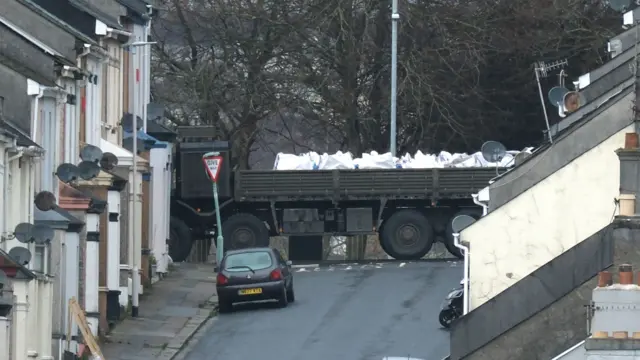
[202, 154, 224, 183]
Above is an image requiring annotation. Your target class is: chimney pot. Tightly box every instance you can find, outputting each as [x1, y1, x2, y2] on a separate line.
[619, 264, 633, 285]
[625, 133, 639, 149]
[598, 271, 613, 287]
[593, 331, 609, 339]
[613, 331, 629, 339]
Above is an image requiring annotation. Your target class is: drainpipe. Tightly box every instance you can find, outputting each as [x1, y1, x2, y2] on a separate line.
[472, 194, 488, 217]
[453, 232, 470, 315]
[84, 211, 100, 336]
[3, 139, 17, 251]
[28, 86, 44, 140]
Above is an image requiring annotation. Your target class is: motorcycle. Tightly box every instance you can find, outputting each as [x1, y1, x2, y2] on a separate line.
[439, 281, 464, 328]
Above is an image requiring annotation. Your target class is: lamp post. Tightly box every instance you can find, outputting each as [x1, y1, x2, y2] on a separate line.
[125, 40, 156, 317]
[390, 0, 399, 157]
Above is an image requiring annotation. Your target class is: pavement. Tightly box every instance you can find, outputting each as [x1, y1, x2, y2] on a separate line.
[101, 263, 218, 360]
[178, 260, 461, 360]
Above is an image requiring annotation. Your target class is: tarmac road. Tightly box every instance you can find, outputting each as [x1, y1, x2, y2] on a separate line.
[181, 261, 461, 360]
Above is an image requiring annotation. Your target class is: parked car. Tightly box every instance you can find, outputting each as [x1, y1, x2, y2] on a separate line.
[216, 247, 295, 313]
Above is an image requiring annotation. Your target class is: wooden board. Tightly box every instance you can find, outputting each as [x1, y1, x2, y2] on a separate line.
[68, 297, 104, 359]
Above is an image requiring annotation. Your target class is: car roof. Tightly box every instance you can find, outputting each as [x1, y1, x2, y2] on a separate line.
[224, 247, 274, 256]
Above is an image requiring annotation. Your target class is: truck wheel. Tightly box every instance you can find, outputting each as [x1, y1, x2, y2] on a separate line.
[169, 217, 194, 262]
[222, 213, 269, 251]
[380, 210, 434, 260]
[445, 209, 482, 259]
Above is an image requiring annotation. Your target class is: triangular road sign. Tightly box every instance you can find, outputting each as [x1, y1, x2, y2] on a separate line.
[203, 154, 223, 183]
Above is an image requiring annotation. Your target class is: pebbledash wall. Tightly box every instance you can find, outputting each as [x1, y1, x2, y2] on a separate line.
[463, 123, 630, 310]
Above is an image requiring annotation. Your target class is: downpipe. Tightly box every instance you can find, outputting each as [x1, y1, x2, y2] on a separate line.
[453, 232, 470, 315]
[472, 193, 488, 217]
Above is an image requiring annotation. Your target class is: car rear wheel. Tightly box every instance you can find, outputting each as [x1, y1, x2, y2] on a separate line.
[278, 286, 289, 308]
[286, 282, 295, 303]
[218, 297, 233, 314]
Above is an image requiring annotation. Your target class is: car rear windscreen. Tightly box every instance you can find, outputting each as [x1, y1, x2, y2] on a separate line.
[224, 251, 273, 271]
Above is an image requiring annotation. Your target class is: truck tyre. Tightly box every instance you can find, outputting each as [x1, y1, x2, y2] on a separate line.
[380, 210, 434, 260]
[169, 217, 194, 262]
[222, 213, 269, 251]
[445, 208, 482, 259]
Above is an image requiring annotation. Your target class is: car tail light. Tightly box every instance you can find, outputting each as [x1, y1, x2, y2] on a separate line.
[270, 269, 283, 281]
[216, 273, 228, 285]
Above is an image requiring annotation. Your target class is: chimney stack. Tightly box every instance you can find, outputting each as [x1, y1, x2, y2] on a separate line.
[588, 264, 640, 347]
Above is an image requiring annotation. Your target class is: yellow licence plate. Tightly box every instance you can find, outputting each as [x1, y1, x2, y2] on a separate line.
[238, 288, 263, 295]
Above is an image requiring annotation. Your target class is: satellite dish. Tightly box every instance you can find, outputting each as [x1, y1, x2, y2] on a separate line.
[56, 163, 80, 183]
[123, 138, 146, 154]
[8, 247, 32, 266]
[32, 224, 54, 245]
[563, 91, 584, 113]
[34, 191, 57, 211]
[0, 269, 6, 289]
[608, 0, 632, 12]
[100, 152, 118, 170]
[548, 86, 569, 107]
[481, 141, 508, 163]
[120, 113, 143, 132]
[514, 152, 531, 166]
[77, 161, 101, 180]
[80, 144, 103, 163]
[451, 215, 477, 234]
[13, 223, 34, 243]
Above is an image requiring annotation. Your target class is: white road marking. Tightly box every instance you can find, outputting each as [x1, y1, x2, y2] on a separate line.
[296, 268, 308, 272]
[345, 266, 352, 270]
[291, 264, 319, 269]
[399, 262, 406, 268]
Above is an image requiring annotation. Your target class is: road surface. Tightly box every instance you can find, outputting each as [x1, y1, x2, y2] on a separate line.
[182, 261, 461, 360]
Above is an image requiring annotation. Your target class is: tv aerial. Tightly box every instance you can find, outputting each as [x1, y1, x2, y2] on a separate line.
[56, 163, 80, 183]
[481, 141, 507, 163]
[607, 0, 632, 12]
[77, 160, 101, 180]
[80, 144, 103, 163]
[32, 224, 54, 245]
[514, 152, 531, 166]
[13, 223, 35, 243]
[120, 112, 143, 132]
[34, 191, 57, 211]
[451, 215, 477, 234]
[8, 247, 32, 266]
[100, 152, 118, 170]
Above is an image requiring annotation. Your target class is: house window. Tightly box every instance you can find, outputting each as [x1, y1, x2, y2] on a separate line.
[40, 98, 57, 193]
[64, 81, 79, 163]
[32, 244, 49, 274]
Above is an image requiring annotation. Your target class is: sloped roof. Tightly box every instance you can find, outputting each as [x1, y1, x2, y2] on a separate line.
[485, 28, 637, 211]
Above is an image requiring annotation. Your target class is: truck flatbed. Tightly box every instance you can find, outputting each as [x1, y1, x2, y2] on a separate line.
[234, 167, 498, 202]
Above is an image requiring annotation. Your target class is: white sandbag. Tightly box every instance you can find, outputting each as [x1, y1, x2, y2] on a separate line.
[273, 146, 535, 170]
[273, 152, 316, 170]
[317, 151, 353, 169]
[353, 151, 397, 169]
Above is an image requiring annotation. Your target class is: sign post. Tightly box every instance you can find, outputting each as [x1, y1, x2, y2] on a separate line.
[202, 151, 225, 267]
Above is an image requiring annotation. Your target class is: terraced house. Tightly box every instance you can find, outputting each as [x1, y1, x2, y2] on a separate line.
[449, 7, 640, 360]
[0, 0, 160, 358]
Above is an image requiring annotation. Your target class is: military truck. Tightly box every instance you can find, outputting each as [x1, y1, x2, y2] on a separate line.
[169, 126, 492, 262]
